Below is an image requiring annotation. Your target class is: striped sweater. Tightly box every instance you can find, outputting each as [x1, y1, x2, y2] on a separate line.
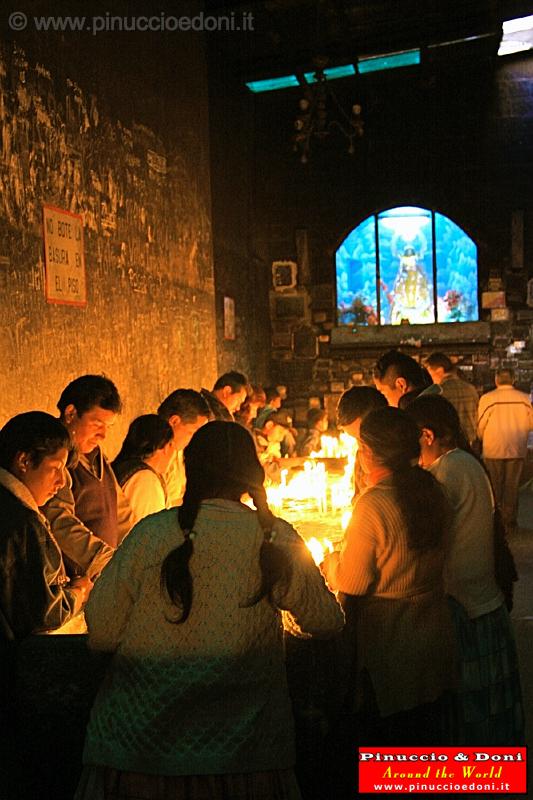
[324, 477, 455, 716]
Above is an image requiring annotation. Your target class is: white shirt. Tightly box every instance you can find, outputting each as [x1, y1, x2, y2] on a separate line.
[430, 449, 503, 618]
[478, 384, 533, 459]
[122, 469, 167, 526]
[164, 450, 186, 507]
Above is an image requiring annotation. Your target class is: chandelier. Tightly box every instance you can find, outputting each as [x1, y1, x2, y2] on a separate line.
[293, 57, 364, 163]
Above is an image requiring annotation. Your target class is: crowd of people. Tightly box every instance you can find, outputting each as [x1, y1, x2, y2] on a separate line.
[372, 349, 533, 535]
[0, 351, 530, 800]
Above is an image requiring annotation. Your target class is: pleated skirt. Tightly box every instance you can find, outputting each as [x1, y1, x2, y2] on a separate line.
[74, 766, 303, 800]
[447, 597, 525, 745]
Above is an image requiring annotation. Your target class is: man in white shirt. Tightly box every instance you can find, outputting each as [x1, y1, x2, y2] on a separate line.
[478, 368, 533, 535]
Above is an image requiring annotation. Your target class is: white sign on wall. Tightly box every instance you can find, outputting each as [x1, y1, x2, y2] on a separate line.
[43, 205, 87, 307]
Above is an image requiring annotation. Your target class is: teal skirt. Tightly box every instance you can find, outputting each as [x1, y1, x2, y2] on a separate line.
[447, 597, 524, 745]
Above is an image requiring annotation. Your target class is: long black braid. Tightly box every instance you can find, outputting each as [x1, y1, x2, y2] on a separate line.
[360, 407, 450, 552]
[160, 421, 291, 623]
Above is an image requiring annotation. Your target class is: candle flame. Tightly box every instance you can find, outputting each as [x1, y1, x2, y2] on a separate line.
[306, 536, 334, 565]
[256, 434, 357, 559]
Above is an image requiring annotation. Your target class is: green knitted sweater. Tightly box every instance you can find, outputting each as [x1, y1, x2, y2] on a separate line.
[83, 500, 344, 776]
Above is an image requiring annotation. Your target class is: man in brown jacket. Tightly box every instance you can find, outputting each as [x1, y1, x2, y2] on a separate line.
[43, 375, 133, 578]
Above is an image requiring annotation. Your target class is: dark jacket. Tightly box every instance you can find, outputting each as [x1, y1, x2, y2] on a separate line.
[200, 388, 233, 421]
[297, 428, 322, 457]
[112, 457, 154, 489]
[0, 479, 82, 641]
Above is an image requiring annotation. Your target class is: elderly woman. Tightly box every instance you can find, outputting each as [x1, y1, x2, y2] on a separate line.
[0, 411, 92, 640]
[76, 421, 343, 800]
[322, 407, 455, 745]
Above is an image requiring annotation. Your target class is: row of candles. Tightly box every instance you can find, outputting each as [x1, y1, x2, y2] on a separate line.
[265, 433, 356, 565]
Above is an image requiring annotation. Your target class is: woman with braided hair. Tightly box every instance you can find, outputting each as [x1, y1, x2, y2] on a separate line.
[322, 407, 456, 745]
[404, 394, 524, 746]
[76, 421, 343, 800]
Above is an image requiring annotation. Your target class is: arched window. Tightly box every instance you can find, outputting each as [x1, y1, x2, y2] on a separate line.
[336, 206, 478, 326]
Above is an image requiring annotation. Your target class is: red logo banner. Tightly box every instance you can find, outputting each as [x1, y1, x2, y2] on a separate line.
[358, 746, 527, 794]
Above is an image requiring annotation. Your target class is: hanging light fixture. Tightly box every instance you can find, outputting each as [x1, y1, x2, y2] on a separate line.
[293, 56, 364, 163]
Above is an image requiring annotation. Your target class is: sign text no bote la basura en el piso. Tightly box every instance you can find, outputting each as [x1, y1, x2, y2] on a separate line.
[43, 205, 87, 307]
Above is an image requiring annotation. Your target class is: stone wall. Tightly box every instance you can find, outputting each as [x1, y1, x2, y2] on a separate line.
[0, 20, 216, 454]
[207, 50, 271, 384]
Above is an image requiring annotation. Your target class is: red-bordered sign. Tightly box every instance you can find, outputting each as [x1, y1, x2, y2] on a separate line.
[43, 205, 87, 307]
[358, 747, 527, 794]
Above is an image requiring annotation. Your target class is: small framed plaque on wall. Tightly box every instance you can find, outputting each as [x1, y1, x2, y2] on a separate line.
[272, 260, 297, 291]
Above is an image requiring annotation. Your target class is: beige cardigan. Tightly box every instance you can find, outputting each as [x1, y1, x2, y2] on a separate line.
[324, 477, 455, 717]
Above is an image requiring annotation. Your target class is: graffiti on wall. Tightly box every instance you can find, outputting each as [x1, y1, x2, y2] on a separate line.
[0, 41, 217, 446]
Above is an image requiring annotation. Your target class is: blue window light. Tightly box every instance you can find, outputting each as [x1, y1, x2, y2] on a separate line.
[246, 75, 300, 93]
[357, 49, 421, 74]
[336, 207, 478, 327]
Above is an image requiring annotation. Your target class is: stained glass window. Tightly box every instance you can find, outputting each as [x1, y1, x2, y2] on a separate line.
[336, 207, 478, 326]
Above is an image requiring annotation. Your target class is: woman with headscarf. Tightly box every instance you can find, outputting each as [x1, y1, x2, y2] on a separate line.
[76, 421, 344, 800]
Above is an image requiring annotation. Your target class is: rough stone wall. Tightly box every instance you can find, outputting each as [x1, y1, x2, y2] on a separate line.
[207, 60, 271, 385]
[0, 35, 216, 454]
